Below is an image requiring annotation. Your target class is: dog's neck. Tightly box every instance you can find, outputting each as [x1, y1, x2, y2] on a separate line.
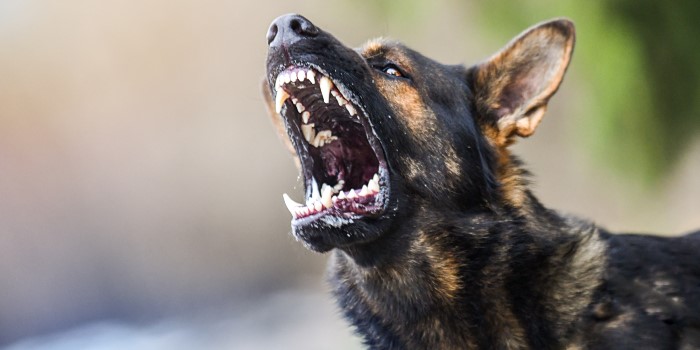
[329, 196, 607, 349]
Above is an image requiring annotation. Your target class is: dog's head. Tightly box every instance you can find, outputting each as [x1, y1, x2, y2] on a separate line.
[263, 14, 574, 253]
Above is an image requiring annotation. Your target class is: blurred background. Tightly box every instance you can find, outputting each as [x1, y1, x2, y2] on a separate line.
[0, 1, 698, 349]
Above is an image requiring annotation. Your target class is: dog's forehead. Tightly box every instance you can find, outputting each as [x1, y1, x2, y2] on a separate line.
[358, 38, 458, 82]
[358, 38, 410, 60]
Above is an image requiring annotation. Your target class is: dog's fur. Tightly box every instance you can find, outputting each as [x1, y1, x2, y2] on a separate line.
[264, 15, 700, 349]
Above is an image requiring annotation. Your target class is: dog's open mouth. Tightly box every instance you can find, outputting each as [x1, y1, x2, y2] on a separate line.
[273, 65, 389, 224]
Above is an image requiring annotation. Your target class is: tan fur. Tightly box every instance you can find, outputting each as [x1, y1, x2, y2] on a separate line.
[364, 43, 436, 138]
[444, 147, 462, 178]
[481, 125, 528, 207]
[496, 148, 528, 208]
[481, 242, 529, 349]
[413, 231, 462, 301]
[360, 38, 386, 57]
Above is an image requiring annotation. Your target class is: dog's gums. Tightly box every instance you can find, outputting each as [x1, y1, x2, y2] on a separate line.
[273, 66, 389, 222]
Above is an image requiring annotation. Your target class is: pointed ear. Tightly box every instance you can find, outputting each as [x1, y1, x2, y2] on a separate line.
[468, 19, 575, 145]
[262, 79, 301, 168]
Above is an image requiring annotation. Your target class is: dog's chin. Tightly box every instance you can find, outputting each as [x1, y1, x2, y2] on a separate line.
[291, 213, 394, 253]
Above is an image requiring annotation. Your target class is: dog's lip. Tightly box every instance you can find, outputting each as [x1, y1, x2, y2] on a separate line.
[269, 63, 391, 225]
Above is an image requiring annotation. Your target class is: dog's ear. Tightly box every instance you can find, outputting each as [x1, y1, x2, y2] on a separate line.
[468, 19, 575, 146]
[262, 79, 301, 168]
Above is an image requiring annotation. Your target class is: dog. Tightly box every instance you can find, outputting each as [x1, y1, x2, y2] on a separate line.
[262, 14, 700, 349]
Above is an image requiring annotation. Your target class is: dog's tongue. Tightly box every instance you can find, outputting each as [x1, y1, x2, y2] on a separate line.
[319, 141, 346, 181]
[316, 138, 378, 191]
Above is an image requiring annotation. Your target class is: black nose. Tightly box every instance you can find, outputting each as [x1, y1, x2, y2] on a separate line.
[267, 14, 319, 47]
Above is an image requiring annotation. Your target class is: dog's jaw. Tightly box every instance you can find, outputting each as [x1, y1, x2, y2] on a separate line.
[265, 15, 400, 252]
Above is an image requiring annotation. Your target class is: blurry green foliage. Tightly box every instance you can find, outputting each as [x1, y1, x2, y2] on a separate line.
[373, 0, 700, 187]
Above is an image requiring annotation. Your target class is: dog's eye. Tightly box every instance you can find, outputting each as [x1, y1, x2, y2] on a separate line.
[381, 64, 403, 77]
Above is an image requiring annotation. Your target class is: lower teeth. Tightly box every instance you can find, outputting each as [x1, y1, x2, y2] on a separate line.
[282, 174, 381, 218]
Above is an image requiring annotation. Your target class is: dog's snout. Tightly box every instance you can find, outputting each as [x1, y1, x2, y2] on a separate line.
[267, 14, 319, 47]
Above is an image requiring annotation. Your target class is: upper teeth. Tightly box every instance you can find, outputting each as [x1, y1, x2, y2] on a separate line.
[319, 76, 333, 104]
[282, 173, 383, 219]
[275, 88, 289, 114]
[345, 104, 356, 116]
[273, 68, 359, 147]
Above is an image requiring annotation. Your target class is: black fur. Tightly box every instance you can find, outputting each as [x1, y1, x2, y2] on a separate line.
[264, 14, 700, 349]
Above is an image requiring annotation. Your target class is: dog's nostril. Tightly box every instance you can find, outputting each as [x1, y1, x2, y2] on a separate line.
[266, 23, 278, 45]
[290, 19, 301, 33]
[290, 17, 318, 37]
[268, 14, 319, 47]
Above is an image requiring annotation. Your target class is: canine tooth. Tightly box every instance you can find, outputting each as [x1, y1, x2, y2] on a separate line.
[298, 70, 306, 82]
[301, 124, 315, 143]
[338, 191, 346, 199]
[307, 70, 316, 84]
[320, 76, 333, 103]
[275, 75, 283, 87]
[283, 193, 303, 216]
[321, 184, 333, 208]
[345, 104, 356, 116]
[311, 178, 321, 200]
[296, 102, 305, 113]
[347, 189, 358, 199]
[368, 178, 380, 193]
[275, 88, 290, 114]
[302, 111, 311, 124]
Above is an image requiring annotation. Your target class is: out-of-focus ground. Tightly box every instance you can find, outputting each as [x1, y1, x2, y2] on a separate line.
[0, 1, 698, 349]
